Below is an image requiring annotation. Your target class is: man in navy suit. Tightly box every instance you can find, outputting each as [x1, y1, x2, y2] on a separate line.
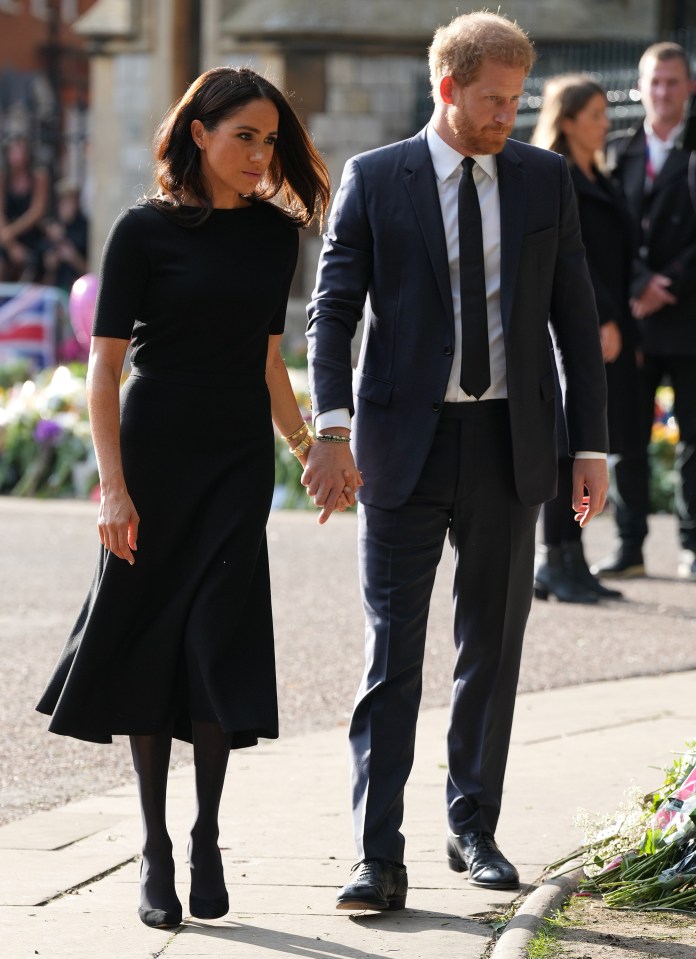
[305, 11, 609, 911]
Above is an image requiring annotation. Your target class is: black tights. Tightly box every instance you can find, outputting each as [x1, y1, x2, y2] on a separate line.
[130, 728, 179, 916]
[190, 720, 231, 899]
[130, 720, 231, 912]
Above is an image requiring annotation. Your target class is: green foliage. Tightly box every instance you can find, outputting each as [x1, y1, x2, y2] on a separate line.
[526, 922, 562, 959]
[0, 359, 33, 389]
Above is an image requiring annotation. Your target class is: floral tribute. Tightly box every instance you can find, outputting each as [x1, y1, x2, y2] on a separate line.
[0, 362, 98, 498]
[549, 742, 696, 912]
[649, 386, 679, 515]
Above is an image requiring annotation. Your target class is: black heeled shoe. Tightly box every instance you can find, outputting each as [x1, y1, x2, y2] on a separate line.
[189, 890, 230, 920]
[188, 841, 229, 920]
[138, 858, 182, 929]
[139, 903, 183, 929]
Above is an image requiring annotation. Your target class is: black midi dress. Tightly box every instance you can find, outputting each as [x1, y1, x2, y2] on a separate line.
[36, 201, 299, 748]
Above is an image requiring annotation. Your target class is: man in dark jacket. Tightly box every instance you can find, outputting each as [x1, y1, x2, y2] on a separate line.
[592, 42, 696, 581]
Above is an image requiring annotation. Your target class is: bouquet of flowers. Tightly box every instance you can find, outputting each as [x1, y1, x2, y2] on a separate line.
[0, 363, 98, 498]
[649, 386, 679, 514]
[547, 742, 696, 912]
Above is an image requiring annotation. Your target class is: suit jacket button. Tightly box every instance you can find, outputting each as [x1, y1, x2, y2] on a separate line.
[444, 345, 454, 355]
[432, 402, 442, 413]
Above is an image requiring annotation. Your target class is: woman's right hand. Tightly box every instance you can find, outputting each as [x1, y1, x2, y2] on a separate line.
[98, 486, 140, 565]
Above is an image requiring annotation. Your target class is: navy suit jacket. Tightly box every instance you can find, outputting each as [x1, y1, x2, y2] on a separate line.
[307, 128, 608, 509]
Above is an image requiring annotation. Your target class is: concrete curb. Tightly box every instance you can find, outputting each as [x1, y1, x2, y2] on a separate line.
[490, 867, 585, 959]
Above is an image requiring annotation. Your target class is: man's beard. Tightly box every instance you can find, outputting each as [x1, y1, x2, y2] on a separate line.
[449, 112, 512, 155]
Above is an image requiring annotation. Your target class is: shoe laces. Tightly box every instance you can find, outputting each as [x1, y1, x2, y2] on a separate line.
[351, 859, 395, 880]
[461, 831, 500, 855]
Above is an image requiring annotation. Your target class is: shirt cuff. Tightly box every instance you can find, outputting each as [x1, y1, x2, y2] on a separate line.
[315, 409, 352, 432]
[574, 451, 607, 460]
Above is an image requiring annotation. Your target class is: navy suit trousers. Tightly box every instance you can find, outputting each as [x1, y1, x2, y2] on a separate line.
[350, 400, 539, 862]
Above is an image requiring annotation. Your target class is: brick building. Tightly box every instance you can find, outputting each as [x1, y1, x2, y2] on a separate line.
[0, 0, 97, 185]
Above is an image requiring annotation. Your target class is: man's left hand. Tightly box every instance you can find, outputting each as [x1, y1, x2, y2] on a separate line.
[572, 457, 609, 528]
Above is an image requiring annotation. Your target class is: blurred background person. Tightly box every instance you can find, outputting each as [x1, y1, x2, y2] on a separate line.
[40, 178, 89, 292]
[531, 75, 641, 603]
[0, 136, 50, 282]
[591, 43, 696, 582]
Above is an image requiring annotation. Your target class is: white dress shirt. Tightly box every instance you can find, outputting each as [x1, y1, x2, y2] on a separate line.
[644, 119, 685, 184]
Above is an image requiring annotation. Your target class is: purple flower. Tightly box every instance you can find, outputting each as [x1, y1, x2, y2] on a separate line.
[34, 419, 63, 445]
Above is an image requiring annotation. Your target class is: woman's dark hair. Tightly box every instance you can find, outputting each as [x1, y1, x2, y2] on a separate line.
[151, 66, 330, 227]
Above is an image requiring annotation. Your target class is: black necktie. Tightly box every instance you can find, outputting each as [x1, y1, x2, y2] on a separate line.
[458, 156, 490, 399]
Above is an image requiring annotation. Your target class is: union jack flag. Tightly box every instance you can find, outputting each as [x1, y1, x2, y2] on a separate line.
[0, 283, 67, 370]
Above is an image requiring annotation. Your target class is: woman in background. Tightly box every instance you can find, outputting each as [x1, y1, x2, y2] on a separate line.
[531, 75, 641, 602]
[0, 136, 49, 281]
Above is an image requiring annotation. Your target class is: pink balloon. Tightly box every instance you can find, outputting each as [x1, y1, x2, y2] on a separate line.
[69, 273, 99, 347]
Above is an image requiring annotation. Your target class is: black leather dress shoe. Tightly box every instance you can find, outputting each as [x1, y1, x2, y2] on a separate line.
[336, 859, 408, 911]
[447, 831, 519, 890]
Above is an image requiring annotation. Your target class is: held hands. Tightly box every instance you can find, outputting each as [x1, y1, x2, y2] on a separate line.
[572, 457, 609, 529]
[98, 486, 140, 565]
[302, 440, 362, 524]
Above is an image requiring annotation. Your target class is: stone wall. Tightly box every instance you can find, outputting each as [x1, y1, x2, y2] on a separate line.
[216, 0, 656, 42]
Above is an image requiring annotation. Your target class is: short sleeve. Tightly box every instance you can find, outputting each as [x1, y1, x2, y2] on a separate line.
[92, 207, 150, 340]
[268, 226, 299, 336]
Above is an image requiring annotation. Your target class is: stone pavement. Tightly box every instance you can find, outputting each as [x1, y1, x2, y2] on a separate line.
[1, 669, 694, 959]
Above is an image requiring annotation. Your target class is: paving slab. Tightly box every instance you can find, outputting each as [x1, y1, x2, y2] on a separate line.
[1, 670, 695, 958]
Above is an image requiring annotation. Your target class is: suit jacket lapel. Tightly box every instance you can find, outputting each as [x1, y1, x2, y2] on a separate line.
[497, 142, 525, 337]
[402, 131, 454, 329]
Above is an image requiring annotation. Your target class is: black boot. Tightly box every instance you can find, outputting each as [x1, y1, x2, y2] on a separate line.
[534, 544, 598, 604]
[562, 540, 623, 599]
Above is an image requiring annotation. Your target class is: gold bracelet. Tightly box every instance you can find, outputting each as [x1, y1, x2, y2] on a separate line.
[283, 422, 308, 443]
[290, 430, 315, 458]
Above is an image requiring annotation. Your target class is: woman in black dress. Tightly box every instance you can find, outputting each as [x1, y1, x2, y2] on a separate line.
[37, 68, 348, 929]
[531, 76, 641, 602]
